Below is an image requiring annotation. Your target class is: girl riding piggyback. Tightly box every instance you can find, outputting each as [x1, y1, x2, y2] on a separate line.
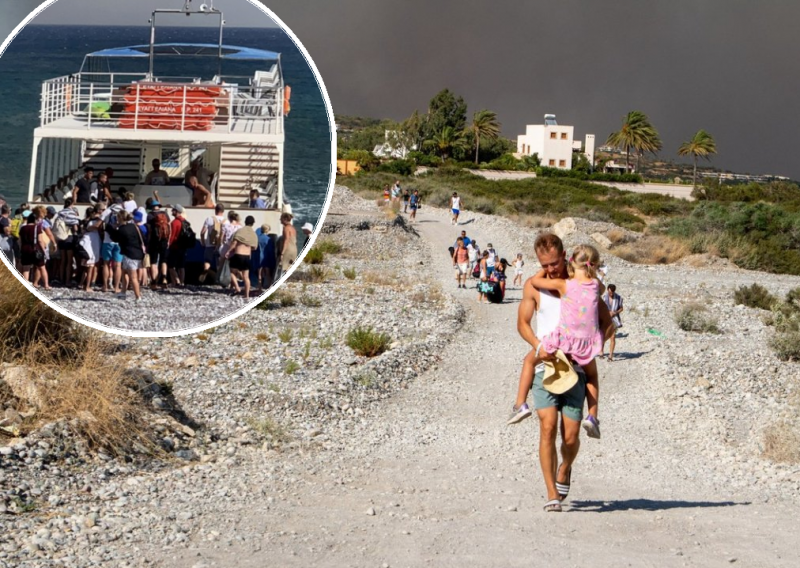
[508, 244, 604, 439]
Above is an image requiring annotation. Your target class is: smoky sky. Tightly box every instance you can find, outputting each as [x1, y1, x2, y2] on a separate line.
[2, 0, 800, 179]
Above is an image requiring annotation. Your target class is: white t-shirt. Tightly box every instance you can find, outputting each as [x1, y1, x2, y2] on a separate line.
[123, 200, 137, 214]
[486, 249, 496, 268]
[467, 243, 477, 262]
[451, 196, 461, 210]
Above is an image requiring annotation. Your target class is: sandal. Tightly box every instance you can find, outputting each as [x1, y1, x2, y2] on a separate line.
[556, 464, 571, 501]
[543, 499, 562, 512]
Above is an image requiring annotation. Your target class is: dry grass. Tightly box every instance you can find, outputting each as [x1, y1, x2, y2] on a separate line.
[613, 235, 689, 265]
[0, 267, 89, 363]
[363, 270, 397, 286]
[3, 338, 155, 455]
[1, 266, 155, 455]
[517, 214, 557, 229]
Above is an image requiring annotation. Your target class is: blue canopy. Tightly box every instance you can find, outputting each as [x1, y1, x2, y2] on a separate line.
[86, 43, 280, 61]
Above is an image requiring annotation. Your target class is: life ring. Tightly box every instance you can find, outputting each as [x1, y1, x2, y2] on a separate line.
[283, 85, 291, 116]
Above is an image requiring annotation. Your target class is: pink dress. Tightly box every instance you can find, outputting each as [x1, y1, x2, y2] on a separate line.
[541, 279, 603, 365]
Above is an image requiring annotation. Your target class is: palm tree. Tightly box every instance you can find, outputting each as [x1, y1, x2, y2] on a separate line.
[606, 111, 662, 173]
[468, 110, 501, 164]
[423, 126, 466, 161]
[678, 130, 717, 189]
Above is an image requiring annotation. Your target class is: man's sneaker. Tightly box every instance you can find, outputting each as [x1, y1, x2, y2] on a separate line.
[507, 403, 532, 425]
[582, 415, 601, 439]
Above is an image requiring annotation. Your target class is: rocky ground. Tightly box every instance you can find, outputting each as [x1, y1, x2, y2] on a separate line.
[2, 185, 800, 567]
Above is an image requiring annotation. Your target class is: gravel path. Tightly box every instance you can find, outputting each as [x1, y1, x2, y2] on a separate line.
[3, 187, 800, 567]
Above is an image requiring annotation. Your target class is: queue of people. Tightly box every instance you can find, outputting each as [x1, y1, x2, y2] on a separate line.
[1, 159, 305, 298]
[449, 230, 520, 304]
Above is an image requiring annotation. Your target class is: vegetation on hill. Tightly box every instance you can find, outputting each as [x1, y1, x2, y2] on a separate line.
[340, 168, 800, 275]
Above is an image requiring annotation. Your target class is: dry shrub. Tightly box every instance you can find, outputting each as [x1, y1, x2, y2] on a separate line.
[519, 214, 557, 229]
[763, 398, 800, 464]
[0, 267, 89, 363]
[613, 235, 689, 265]
[674, 301, 721, 334]
[363, 270, 396, 286]
[607, 228, 627, 245]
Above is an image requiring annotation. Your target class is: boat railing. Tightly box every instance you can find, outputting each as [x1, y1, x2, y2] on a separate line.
[40, 72, 284, 135]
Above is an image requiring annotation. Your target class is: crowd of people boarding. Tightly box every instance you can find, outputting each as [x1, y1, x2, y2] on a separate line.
[0, 160, 312, 300]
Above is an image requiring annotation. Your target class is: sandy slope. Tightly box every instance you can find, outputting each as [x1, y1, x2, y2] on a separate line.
[147, 204, 800, 568]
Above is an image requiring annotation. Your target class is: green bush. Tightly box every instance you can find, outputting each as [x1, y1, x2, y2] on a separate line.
[733, 283, 778, 310]
[377, 159, 415, 176]
[314, 239, 343, 254]
[300, 294, 322, 307]
[304, 248, 324, 265]
[770, 331, 800, 361]
[346, 326, 392, 357]
[675, 302, 721, 334]
[343, 267, 357, 280]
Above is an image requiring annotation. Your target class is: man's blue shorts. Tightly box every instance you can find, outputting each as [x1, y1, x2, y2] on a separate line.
[531, 364, 586, 422]
[101, 242, 122, 263]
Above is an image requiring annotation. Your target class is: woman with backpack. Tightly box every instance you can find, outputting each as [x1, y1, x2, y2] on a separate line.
[148, 203, 171, 290]
[76, 207, 103, 291]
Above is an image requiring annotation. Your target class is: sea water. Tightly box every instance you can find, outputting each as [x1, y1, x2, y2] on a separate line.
[0, 25, 332, 228]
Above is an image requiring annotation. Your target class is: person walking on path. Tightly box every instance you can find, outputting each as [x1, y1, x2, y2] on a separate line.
[512, 253, 525, 288]
[409, 190, 420, 222]
[515, 233, 613, 512]
[603, 284, 624, 361]
[451, 237, 470, 289]
[450, 192, 462, 225]
[521, 244, 605, 439]
[402, 188, 410, 213]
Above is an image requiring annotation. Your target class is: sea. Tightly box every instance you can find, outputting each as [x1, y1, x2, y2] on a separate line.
[0, 25, 332, 228]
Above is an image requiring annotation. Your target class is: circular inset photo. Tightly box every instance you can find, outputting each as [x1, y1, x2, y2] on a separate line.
[0, 0, 335, 336]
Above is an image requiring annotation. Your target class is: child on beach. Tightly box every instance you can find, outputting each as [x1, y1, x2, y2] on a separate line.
[507, 244, 604, 439]
[512, 253, 524, 288]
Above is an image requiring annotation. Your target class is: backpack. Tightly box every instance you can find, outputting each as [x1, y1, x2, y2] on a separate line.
[177, 219, 196, 249]
[208, 217, 222, 248]
[154, 212, 170, 241]
[9, 217, 23, 239]
[52, 216, 70, 241]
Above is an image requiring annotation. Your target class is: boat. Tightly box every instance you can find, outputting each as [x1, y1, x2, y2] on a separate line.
[28, 0, 291, 235]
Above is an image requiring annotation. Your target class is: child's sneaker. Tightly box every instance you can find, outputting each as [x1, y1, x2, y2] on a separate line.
[582, 415, 601, 439]
[507, 403, 532, 425]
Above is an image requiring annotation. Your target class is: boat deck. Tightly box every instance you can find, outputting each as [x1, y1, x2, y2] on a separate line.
[35, 114, 284, 143]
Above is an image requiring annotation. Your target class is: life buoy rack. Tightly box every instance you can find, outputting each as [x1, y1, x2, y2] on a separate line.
[119, 83, 222, 130]
[283, 85, 291, 116]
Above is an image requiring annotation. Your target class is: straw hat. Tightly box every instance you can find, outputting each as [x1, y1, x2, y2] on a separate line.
[542, 350, 579, 394]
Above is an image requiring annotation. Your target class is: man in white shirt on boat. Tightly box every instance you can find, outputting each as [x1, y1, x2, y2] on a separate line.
[517, 232, 613, 512]
[144, 158, 170, 186]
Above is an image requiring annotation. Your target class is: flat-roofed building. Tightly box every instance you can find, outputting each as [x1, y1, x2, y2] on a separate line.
[516, 114, 594, 169]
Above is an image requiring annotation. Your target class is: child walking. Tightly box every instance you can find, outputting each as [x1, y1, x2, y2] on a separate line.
[507, 244, 604, 439]
[512, 253, 525, 288]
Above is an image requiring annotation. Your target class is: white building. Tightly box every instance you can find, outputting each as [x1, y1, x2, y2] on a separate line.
[373, 130, 415, 159]
[516, 114, 594, 169]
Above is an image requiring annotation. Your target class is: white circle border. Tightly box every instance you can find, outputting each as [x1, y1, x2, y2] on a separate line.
[0, 0, 337, 339]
